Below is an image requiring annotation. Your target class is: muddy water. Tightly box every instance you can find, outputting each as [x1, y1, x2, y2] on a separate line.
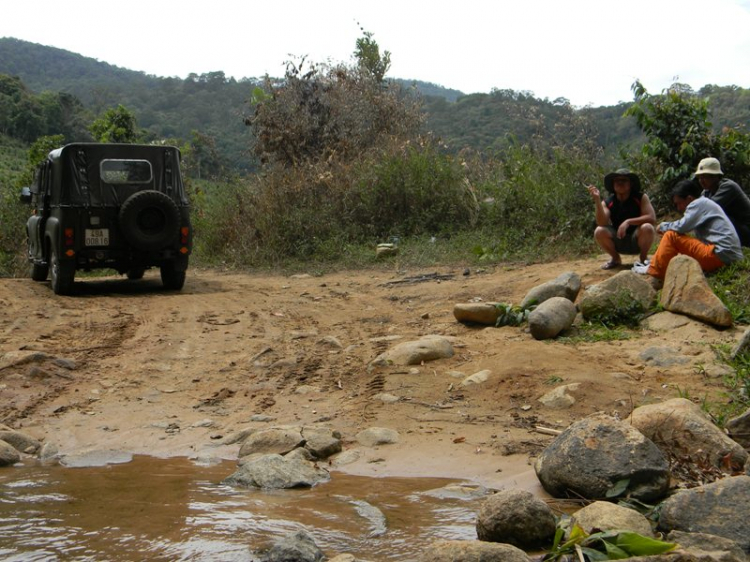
[0, 456, 485, 561]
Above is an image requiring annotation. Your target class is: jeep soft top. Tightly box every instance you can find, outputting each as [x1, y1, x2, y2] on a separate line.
[44, 143, 189, 207]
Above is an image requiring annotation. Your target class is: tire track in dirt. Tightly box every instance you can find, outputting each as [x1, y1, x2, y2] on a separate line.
[0, 261, 744, 479]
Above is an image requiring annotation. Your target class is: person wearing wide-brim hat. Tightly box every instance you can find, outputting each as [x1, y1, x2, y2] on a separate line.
[586, 168, 656, 270]
[694, 157, 750, 247]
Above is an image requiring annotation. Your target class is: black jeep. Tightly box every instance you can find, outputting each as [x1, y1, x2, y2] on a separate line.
[20, 143, 192, 295]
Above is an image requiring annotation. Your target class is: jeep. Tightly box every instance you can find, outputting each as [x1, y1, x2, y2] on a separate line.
[20, 143, 192, 295]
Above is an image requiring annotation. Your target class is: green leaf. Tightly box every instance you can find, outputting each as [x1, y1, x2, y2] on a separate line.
[602, 542, 630, 559]
[250, 86, 269, 105]
[580, 546, 610, 561]
[550, 526, 565, 550]
[613, 532, 677, 556]
[567, 524, 589, 543]
[605, 478, 630, 498]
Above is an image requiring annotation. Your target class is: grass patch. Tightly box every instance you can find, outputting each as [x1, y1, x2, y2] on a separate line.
[708, 251, 750, 324]
[559, 321, 637, 344]
[701, 343, 750, 426]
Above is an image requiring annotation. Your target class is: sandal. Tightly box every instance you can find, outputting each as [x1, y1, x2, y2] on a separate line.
[600, 260, 621, 270]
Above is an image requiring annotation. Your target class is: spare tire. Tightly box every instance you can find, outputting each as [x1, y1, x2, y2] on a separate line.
[119, 190, 180, 251]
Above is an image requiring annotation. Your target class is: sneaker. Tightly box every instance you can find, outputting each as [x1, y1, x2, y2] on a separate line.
[633, 259, 651, 268]
[632, 262, 650, 275]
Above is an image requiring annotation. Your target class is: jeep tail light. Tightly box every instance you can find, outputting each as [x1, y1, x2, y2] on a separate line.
[180, 227, 190, 245]
[64, 228, 74, 247]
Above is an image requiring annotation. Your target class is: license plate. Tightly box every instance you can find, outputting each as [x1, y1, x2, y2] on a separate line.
[85, 228, 110, 246]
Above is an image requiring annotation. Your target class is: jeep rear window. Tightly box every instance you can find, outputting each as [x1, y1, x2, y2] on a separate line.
[100, 159, 153, 184]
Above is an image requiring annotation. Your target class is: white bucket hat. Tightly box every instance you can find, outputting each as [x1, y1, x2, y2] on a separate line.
[694, 157, 723, 176]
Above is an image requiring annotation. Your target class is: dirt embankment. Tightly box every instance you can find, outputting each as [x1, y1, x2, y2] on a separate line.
[0, 258, 740, 488]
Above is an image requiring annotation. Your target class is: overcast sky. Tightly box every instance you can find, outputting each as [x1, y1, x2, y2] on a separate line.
[2, 0, 749, 107]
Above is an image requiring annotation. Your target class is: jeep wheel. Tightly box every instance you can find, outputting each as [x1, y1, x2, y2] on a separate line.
[126, 267, 146, 280]
[119, 190, 180, 251]
[160, 262, 186, 291]
[50, 249, 75, 295]
[31, 262, 49, 281]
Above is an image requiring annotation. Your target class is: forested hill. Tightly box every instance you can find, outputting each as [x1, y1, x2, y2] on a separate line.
[0, 37, 259, 172]
[2, 37, 749, 174]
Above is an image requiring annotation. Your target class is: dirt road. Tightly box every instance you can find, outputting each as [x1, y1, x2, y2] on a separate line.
[0, 258, 740, 488]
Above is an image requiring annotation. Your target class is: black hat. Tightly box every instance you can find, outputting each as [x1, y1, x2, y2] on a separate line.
[604, 168, 641, 194]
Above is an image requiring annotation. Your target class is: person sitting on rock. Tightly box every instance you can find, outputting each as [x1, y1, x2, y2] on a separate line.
[694, 157, 750, 247]
[587, 168, 656, 270]
[632, 179, 743, 280]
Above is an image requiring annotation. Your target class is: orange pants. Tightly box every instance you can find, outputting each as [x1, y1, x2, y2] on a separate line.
[648, 231, 725, 279]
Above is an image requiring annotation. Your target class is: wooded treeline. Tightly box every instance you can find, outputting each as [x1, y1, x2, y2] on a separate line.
[3, 36, 749, 177]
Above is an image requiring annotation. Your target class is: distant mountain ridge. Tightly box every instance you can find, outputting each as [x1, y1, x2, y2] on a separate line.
[2, 36, 749, 172]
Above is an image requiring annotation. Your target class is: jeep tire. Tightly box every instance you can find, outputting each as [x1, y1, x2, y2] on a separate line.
[160, 261, 187, 291]
[50, 247, 75, 295]
[119, 190, 181, 252]
[31, 261, 49, 281]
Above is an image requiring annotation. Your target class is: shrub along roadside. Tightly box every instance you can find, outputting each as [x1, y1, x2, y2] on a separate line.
[187, 138, 603, 271]
[0, 135, 29, 277]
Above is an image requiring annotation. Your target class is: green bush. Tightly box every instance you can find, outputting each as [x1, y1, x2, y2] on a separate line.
[0, 135, 29, 277]
[708, 250, 750, 324]
[464, 143, 604, 260]
[192, 139, 479, 266]
[346, 141, 477, 239]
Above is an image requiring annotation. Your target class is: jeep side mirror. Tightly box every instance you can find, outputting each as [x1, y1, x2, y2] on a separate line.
[20, 186, 32, 204]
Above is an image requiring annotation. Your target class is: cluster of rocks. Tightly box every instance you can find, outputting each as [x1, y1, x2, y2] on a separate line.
[454, 255, 735, 339]
[0, 424, 50, 466]
[212, 395, 750, 561]
[421, 399, 750, 561]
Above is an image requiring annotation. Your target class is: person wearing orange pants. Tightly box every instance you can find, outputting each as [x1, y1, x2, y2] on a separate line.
[632, 179, 743, 280]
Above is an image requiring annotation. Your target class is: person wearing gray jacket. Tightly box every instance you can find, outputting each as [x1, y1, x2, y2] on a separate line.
[632, 179, 742, 280]
[695, 157, 750, 246]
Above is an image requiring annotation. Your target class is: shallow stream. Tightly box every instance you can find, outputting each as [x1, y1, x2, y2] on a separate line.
[0, 455, 485, 561]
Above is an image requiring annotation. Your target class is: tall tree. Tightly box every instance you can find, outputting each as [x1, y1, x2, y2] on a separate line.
[89, 104, 139, 143]
[353, 27, 391, 83]
[625, 80, 750, 206]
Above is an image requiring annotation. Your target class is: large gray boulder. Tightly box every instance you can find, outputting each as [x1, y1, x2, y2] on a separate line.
[534, 413, 670, 501]
[0, 440, 20, 467]
[521, 271, 581, 309]
[355, 427, 399, 447]
[579, 271, 656, 322]
[571, 500, 653, 537]
[475, 489, 556, 549]
[370, 335, 454, 366]
[0, 430, 41, 455]
[630, 398, 748, 473]
[538, 383, 580, 409]
[223, 454, 330, 489]
[661, 255, 733, 327]
[726, 407, 750, 450]
[453, 303, 500, 325]
[658, 475, 750, 553]
[238, 427, 305, 458]
[667, 531, 747, 562]
[528, 297, 577, 340]
[418, 540, 531, 562]
[302, 427, 342, 459]
[259, 530, 325, 562]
